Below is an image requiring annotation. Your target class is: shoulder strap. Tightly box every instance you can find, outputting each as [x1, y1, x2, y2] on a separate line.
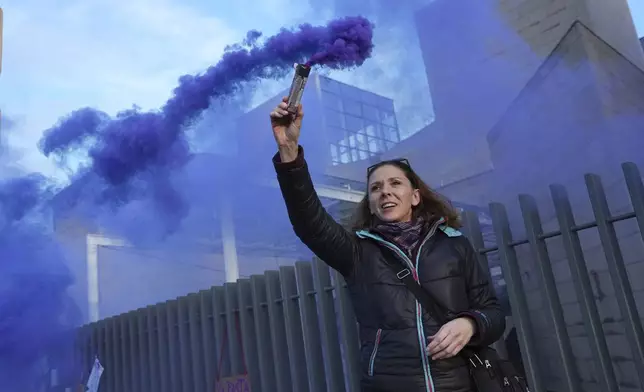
[384, 260, 449, 325]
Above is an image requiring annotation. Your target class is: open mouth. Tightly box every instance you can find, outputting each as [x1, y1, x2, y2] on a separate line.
[381, 202, 397, 210]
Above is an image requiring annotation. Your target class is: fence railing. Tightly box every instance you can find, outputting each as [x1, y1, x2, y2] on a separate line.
[73, 161, 644, 392]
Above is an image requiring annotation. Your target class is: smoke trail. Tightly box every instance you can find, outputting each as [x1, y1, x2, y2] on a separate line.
[41, 16, 373, 187]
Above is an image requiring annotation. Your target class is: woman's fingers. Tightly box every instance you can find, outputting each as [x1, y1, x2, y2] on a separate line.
[431, 338, 465, 360]
[270, 107, 290, 118]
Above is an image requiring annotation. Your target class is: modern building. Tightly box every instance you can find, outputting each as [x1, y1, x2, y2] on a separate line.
[398, 0, 644, 187]
[237, 73, 401, 171]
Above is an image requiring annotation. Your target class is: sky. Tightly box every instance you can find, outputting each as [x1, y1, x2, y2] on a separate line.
[0, 0, 643, 179]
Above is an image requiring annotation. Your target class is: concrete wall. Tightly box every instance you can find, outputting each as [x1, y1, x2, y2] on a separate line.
[413, 0, 644, 186]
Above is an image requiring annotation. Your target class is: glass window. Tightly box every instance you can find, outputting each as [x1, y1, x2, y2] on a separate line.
[381, 111, 396, 127]
[376, 96, 393, 110]
[343, 99, 362, 116]
[341, 83, 361, 100]
[351, 149, 359, 161]
[368, 137, 380, 153]
[348, 134, 356, 148]
[325, 108, 343, 128]
[359, 149, 368, 160]
[362, 104, 379, 122]
[356, 133, 367, 150]
[323, 91, 342, 111]
[383, 126, 399, 142]
[345, 115, 363, 132]
[330, 144, 338, 162]
[340, 150, 349, 163]
[365, 122, 377, 137]
[321, 77, 341, 94]
[362, 91, 379, 106]
[385, 141, 396, 150]
[327, 126, 344, 144]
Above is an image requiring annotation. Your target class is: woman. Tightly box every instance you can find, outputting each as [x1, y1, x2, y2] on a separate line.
[270, 98, 505, 392]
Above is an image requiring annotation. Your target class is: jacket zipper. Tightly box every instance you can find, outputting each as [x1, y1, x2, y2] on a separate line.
[368, 328, 383, 376]
[356, 217, 445, 392]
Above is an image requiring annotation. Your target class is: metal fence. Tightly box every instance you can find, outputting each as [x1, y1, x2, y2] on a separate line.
[73, 162, 644, 392]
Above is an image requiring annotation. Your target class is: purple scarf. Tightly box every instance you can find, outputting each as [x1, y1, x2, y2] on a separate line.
[373, 218, 428, 256]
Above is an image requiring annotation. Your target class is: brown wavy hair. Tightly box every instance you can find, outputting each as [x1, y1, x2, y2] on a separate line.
[350, 160, 462, 231]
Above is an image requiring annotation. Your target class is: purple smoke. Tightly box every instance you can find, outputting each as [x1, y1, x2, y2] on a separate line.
[40, 16, 374, 187]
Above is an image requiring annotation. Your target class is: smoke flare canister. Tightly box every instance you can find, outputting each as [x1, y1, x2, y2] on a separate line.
[286, 63, 311, 114]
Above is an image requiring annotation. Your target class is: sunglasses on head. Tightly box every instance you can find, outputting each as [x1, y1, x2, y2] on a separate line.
[367, 158, 411, 176]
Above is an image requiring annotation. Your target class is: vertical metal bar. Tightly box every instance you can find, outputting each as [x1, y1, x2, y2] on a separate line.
[127, 311, 141, 392]
[87, 322, 97, 391]
[188, 293, 206, 392]
[97, 321, 107, 380]
[332, 269, 361, 392]
[462, 210, 509, 356]
[166, 301, 182, 391]
[155, 303, 170, 392]
[136, 309, 150, 392]
[120, 314, 132, 392]
[585, 174, 644, 384]
[237, 279, 261, 391]
[82, 324, 91, 380]
[111, 317, 124, 392]
[622, 162, 644, 246]
[279, 265, 310, 392]
[177, 296, 194, 392]
[312, 259, 346, 392]
[519, 194, 582, 392]
[82, 322, 97, 391]
[89, 322, 98, 365]
[295, 261, 327, 392]
[75, 325, 88, 385]
[550, 184, 619, 392]
[90, 320, 98, 378]
[212, 286, 228, 384]
[489, 202, 544, 392]
[462, 210, 493, 273]
[103, 318, 116, 391]
[265, 270, 293, 391]
[224, 282, 243, 376]
[250, 275, 277, 391]
[199, 290, 216, 392]
[80, 324, 90, 372]
[96, 322, 106, 386]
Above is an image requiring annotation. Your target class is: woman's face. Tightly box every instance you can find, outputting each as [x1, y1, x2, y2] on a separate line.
[368, 164, 420, 223]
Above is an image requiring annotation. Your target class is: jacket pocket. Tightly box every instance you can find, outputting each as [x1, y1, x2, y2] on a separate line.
[368, 329, 383, 376]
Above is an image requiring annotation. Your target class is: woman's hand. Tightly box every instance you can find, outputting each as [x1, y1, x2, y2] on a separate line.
[426, 317, 476, 360]
[270, 96, 304, 162]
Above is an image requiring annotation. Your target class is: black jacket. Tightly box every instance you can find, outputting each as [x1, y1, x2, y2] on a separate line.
[274, 148, 505, 392]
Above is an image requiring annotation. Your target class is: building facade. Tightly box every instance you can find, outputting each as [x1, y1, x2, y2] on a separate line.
[237, 73, 401, 171]
[316, 75, 400, 165]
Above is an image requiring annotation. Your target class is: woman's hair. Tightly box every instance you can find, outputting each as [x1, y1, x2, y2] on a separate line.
[350, 160, 462, 231]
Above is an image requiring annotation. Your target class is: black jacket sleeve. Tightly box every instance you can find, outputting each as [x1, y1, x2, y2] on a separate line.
[456, 236, 506, 347]
[273, 146, 359, 277]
